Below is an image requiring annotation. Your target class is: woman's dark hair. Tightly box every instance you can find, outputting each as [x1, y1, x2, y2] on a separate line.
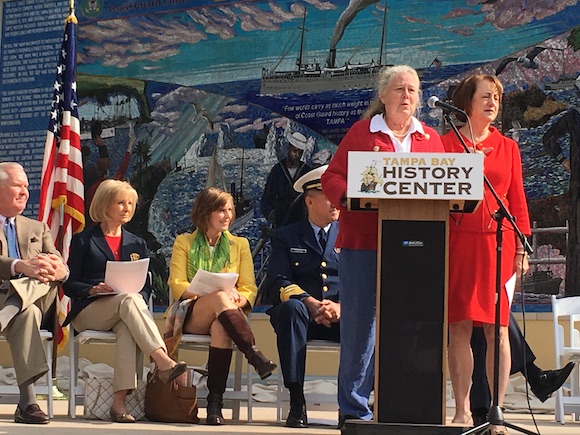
[190, 187, 235, 233]
[451, 74, 503, 122]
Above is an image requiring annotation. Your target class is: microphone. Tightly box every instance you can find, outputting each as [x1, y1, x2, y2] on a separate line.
[427, 96, 467, 115]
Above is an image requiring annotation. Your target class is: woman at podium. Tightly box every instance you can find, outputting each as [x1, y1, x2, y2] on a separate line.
[441, 74, 531, 434]
[321, 65, 444, 425]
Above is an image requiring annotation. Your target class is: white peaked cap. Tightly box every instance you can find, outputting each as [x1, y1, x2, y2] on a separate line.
[293, 165, 329, 193]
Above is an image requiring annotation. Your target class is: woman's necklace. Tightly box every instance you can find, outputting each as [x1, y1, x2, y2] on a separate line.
[392, 127, 410, 139]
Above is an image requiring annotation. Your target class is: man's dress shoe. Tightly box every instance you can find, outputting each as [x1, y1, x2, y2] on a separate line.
[286, 402, 308, 428]
[14, 404, 49, 424]
[531, 361, 575, 402]
[473, 413, 487, 427]
[338, 410, 360, 430]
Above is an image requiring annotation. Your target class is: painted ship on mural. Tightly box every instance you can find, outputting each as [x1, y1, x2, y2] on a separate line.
[260, 6, 389, 96]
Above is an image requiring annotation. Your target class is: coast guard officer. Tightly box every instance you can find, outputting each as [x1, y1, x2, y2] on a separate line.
[264, 165, 341, 428]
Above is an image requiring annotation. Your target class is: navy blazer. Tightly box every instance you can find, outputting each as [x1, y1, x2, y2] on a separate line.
[63, 225, 151, 326]
[263, 219, 340, 306]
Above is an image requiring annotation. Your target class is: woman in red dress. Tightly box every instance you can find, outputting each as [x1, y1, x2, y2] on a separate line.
[441, 75, 531, 434]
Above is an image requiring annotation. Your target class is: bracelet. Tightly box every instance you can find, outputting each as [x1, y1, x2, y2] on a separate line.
[515, 251, 527, 256]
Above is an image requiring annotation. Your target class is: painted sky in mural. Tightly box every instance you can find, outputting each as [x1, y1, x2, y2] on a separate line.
[77, 0, 580, 85]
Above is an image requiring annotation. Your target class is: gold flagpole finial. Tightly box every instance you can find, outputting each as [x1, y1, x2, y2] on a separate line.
[66, 0, 78, 24]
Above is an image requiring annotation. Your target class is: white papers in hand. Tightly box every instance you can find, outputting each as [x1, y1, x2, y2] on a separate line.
[105, 258, 150, 293]
[505, 273, 516, 307]
[187, 269, 239, 297]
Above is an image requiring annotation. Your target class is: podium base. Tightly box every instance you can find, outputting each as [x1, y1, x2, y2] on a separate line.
[343, 420, 470, 435]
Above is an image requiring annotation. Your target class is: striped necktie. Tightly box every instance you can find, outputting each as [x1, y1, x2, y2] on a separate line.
[4, 219, 20, 259]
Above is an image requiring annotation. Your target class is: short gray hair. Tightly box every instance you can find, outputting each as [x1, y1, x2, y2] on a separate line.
[362, 65, 422, 119]
[0, 162, 24, 184]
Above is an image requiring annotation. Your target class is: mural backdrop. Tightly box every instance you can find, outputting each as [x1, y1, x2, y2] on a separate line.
[2, 0, 580, 304]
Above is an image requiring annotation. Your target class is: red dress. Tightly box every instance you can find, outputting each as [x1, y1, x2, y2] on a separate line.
[441, 127, 531, 326]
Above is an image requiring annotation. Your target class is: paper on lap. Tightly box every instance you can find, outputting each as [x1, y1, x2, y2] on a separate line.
[186, 269, 239, 297]
[104, 258, 150, 293]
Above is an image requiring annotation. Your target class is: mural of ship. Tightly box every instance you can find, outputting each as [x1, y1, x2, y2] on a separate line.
[260, 4, 389, 95]
[230, 148, 254, 232]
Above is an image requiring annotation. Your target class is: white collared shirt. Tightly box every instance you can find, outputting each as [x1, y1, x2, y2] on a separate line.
[309, 220, 331, 250]
[369, 114, 425, 153]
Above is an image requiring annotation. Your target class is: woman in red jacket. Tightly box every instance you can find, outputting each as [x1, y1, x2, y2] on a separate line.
[442, 74, 530, 435]
[321, 65, 444, 425]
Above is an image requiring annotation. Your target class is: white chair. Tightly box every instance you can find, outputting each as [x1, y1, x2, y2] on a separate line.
[276, 339, 339, 423]
[171, 332, 252, 421]
[68, 291, 154, 418]
[0, 330, 54, 418]
[167, 290, 253, 421]
[551, 294, 580, 423]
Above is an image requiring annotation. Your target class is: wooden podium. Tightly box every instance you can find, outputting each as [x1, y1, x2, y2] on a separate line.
[344, 152, 483, 434]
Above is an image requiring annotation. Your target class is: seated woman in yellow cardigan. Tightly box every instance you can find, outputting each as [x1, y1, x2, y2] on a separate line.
[165, 187, 276, 425]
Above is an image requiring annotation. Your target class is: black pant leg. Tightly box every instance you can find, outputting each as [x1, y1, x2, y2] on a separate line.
[508, 312, 536, 375]
[470, 326, 491, 412]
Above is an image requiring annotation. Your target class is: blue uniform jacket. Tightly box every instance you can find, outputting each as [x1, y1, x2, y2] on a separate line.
[263, 219, 340, 306]
[63, 224, 152, 326]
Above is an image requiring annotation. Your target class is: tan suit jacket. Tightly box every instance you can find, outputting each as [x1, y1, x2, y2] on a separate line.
[0, 215, 61, 385]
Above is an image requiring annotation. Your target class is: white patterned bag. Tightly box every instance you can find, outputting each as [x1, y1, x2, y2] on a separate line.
[84, 378, 146, 420]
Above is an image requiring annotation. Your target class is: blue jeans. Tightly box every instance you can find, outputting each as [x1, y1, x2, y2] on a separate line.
[338, 248, 376, 420]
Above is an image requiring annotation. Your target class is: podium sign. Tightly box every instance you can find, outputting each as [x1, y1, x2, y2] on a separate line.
[345, 151, 484, 429]
[347, 152, 483, 212]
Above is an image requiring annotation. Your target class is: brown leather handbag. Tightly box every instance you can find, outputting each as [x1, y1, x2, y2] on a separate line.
[144, 369, 199, 423]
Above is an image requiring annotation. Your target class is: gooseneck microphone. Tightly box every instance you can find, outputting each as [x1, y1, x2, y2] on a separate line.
[427, 96, 467, 116]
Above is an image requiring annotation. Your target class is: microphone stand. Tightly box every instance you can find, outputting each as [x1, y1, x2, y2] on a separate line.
[444, 113, 536, 435]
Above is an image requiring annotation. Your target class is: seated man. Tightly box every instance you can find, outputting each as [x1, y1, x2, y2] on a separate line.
[471, 312, 575, 425]
[0, 162, 69, 424]
[265, 165, 340, 428]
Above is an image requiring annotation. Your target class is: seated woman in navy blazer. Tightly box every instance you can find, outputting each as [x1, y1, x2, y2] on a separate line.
[63, 180, 186, 423]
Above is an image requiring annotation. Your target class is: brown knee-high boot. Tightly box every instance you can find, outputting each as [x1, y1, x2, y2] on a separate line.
[217, 309, 277, 380]
[206, 347, 233, 425]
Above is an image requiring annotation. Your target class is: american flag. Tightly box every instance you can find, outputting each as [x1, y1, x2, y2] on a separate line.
[38, 14, 84, 351]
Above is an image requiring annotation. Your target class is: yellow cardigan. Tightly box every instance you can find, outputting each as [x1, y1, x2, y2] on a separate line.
[167, 230, 258, 309]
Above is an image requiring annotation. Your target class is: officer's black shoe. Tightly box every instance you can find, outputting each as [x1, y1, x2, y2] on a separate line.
[286, 402, 308, 428]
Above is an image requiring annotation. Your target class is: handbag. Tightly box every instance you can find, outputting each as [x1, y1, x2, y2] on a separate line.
[144, 368, 199, 423]
[84, 377, 146, 420]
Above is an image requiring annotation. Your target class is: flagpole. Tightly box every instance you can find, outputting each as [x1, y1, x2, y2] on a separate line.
[50, 0, 77, 400]
[67, 0, 77, 24]
[51, 203, 65, 398]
